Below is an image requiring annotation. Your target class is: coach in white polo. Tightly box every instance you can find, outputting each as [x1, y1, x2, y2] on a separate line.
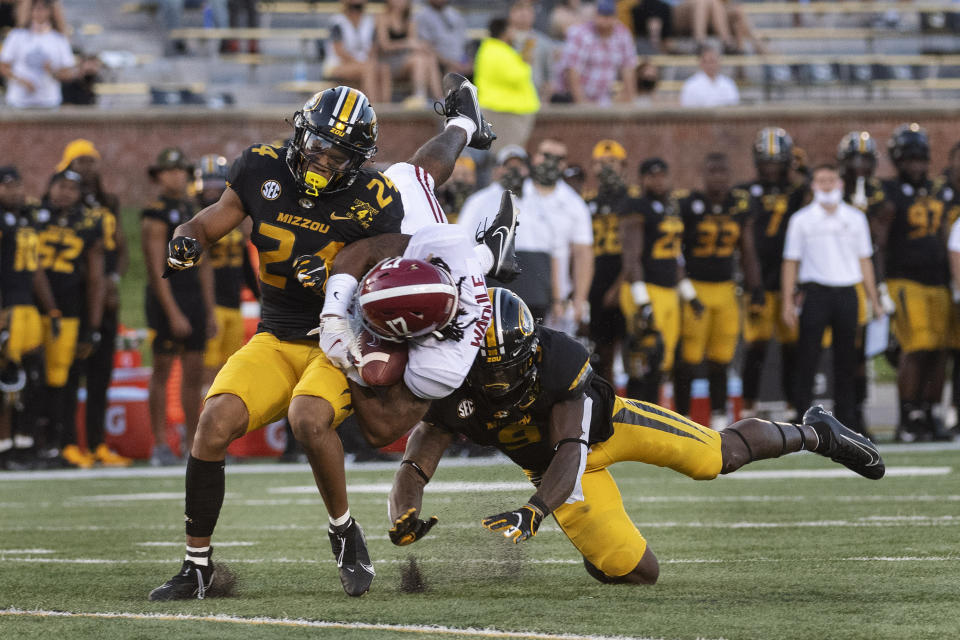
[781, 163, 882, 428]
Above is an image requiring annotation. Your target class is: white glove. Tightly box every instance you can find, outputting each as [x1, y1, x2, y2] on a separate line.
[878, 282, 896, 316]
[630, 281, 650, 306]
[315, 314, 360, 371]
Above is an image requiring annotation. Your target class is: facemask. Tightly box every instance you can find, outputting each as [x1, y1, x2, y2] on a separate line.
[531, 157, 562, 186]
[638, 78, 657, 91]
[500, 166, 526, 193]
[814, 187, 843, 208]
[440, 180, 473, 212]
[597, 164, 624, 192]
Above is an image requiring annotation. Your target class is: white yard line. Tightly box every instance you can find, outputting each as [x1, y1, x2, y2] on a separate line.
[136, 541, 256, 547]
[0, 608, 659, 640]
[723, 466, 950, 479]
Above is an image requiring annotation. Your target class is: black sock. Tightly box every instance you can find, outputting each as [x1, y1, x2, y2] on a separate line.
[185, 455, 226, 538]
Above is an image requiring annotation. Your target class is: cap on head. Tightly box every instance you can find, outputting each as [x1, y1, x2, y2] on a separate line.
[497, 145, 528, 166]
[149, 147, 193, 178]
[639, 157, 668, 176]
[592, 140, 627, 161]
[596, 0, 616, 16]
[56, 139, 100, 172]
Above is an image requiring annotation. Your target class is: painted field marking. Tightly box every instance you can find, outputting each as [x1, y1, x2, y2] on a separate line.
[0, 608, 657, 640]
[270, 481, 531, 495]
[0, 549, 54, 554]
[724, 466, 950, 479]
[136, 541, 256, 547]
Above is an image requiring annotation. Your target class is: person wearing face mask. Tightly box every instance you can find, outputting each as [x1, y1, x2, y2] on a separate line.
[523, 139, 593, 333]
[435, 156, 476, 224]
[583, 140, 641, 384]
[781, 164, 882, 431]
[458, 145, 554, 319]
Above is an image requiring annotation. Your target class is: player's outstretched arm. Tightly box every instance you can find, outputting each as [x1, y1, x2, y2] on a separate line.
[387, 421, 452, 545]
[329, 233, 410, 279]
[166, 187, 248, 274]
[482, 396, 588, 544]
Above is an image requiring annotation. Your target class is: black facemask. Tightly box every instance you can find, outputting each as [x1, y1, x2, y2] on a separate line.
[440, 180, 474, 212]
[597, 164, 625, 192]
[531, 156, 562, 186]
[500, 166, 527, 193]
[638, 78, 657, 91]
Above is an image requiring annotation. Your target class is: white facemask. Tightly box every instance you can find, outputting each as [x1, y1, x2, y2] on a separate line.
[814, 187, 843, 208]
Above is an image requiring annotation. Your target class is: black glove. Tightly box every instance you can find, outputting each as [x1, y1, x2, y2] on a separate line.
[748, 288, 766, 319]
[292, 254, 327, 292]
[49, 313, 62, 339]
[389, 508, 439, 546]
[689, 297, 705, 317]
[164, 236, 203, 277]
[77, 328, 102, 359]
[481, 500, 546, 544]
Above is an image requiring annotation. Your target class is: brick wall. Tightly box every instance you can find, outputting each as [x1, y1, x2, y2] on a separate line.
[5, 104, 960, 208]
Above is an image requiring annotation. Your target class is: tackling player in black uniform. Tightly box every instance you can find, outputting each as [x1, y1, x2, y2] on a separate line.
[875, 124, 952, 441]
[739, 127, 808, 418]
[387, 289, 884, 585]
[583, 140, 640, 384]
[674, 153, 761, 428]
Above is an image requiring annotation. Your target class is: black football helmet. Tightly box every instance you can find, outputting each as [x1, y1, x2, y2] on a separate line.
[888, 123, 930, 163]
[837, 131, 877, 162]
[471, 288, 539, 405]
[753, 127, 794, 165]
[195, 154, 228, 188]
[286, 86, 378, 196]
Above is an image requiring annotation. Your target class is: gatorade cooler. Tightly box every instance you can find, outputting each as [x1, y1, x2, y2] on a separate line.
[103, 386, 153, 459]
[227, 419, 287, 457]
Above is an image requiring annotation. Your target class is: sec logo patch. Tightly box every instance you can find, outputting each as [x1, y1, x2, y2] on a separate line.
[261, 180, 281, 200]
[457, 399, 475, 418]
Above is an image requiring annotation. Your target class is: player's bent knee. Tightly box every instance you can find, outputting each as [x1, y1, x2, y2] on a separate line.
[288, 397, 335, 444]
[583, 548, 659, 585]
[719, 417, 764, 473]
[194, 394, 250, 455]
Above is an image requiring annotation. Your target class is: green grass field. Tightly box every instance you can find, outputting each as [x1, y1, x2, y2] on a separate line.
[1, 446, 958, 640]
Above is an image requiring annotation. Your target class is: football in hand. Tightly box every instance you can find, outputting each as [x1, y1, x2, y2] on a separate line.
[356, 328, 409, 387]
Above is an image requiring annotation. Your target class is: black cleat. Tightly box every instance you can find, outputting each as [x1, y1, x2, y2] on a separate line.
[328, 518, 375, 597]
[149, 549, 215, 601]
[439, 73, 496, 150]
[803, 405, 885, 480]
[477, 190, 520, 283]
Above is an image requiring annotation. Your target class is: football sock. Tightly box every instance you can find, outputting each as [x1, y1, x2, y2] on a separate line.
[445, 116, 477, 141]
[721, 419, 818, 473]
[184, 455, 226, 538]
[329, 510, 351, 531]
[186, 545, 211, 567]
[0, 438, 12, 454]
[473, 245, 494, 273]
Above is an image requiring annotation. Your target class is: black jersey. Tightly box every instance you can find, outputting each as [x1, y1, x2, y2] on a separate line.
[585, 185, 642, 302]
[935, 178, 960, 230]
[0, 206, 39, 308]
[425, 328, 616, 475]
[679, 188, 752, 282]
[142, 194, 201, 302]
[737, 180, 807, 291]
[882, 178, 949, 286]
[634, 192, 684, 288]
[209, 227, 246, 309]
[843, 176, 887, 218]
[33, 203, 103, 318]
[88, 205, 119, 275]
[227, 143, 404, 340]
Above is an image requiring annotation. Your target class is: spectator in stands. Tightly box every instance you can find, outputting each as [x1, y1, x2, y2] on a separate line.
[159, 0, 229, 56]
[375, 0, 441, 107]
[553, 0, 637, 105]
[635, 57, 661, 105]
[227, 0, 260, 54]
[474, 16, 540, 154]
[414, 0, 471, 76]
[680, 44, 740, 107]
[631, 0, 764, 54]
[548, 0, 593, 40]
[0, 0, 81, 108]
[508, 0, 555, 101]
[325, 0, 389, 103]
[435, 156, 476, 224]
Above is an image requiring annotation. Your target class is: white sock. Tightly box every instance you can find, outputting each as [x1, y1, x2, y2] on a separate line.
[186, 545, 210, 567]
[473, 244, 494, 273]
[13, 434, 33, 449]
[445, 115, 477, 140]
[0, 438, 12, 453]
[329, 509, 351, 528]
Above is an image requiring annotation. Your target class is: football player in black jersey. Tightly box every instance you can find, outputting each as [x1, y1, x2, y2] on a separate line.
[151, 80, 496, 601]
[387, 288, 884, 585]
[874, 124, 952, 441]
[674, 153, 761, 428]
[738, 127, 808, 419]
[583, 140, 639, 385]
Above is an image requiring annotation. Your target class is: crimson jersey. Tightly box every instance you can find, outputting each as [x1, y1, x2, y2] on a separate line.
[425, 328, 616, 475]
[634, 193, 684, 288]
[678, 188, 752, 282]
[227, 143, 404, 340]
[737, 180, 807, 291]
[882, 178, 949, 286]
[0, 206, 39, 308]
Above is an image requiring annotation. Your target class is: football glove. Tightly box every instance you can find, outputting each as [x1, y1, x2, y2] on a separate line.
[689, 297, 705, 317]
[165, 236, 202, 274]
[747, 288, 766, 319]
[293, 254, 327, 292]
[878, 282, 896, 316]
[481, 501, 545, 544]
[389, 508, 438, 546]
[316, 314, 360, 371]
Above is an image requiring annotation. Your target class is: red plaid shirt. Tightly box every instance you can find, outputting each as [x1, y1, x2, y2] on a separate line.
[555, 21, 638, 104]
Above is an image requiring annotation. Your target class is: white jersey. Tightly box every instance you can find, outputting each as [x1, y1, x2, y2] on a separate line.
[385, 162, 448, 234]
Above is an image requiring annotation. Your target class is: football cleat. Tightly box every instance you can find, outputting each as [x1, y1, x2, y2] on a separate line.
[478, 190, 520, 283]
[803, 405, 885, 480]
[61, 444, 95, 469]
[439, 73, 496, 150]
[93, 443, 132, 467]
[328, 518, 375, 597]
[149, 550, 215, 601]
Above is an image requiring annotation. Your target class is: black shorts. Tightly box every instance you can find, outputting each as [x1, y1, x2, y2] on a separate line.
[589, 301, 626, 346]
[146, 291, 208, 354]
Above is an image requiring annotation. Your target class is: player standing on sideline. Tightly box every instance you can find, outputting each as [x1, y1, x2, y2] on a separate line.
[837, 131, 892, 439]
[875, 124, 953, 441]
[150, 76, 496, 600]
[583, 140, 640, 385]
[387, 289, 884, 586]
[738, 127, 808, 419]
[56, 139, 131, 466]
[0, 167, 59, 469]
[674, 153, 761, 428]
[142, 148, 216, 466]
